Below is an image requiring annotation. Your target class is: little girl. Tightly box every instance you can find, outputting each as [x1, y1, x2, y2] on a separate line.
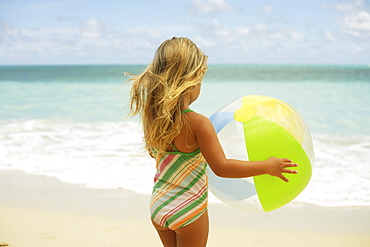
[128, 37, 298, 247]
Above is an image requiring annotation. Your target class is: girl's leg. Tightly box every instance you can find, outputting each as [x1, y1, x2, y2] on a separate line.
[152, 219, 177, 247]
[175, 210, 209, 247]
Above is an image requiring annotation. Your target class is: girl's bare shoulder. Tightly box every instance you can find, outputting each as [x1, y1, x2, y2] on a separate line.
[186, 111, 214, 133]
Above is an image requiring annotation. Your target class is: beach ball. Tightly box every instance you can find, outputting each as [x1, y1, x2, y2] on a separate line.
[208, 95, 314, 212]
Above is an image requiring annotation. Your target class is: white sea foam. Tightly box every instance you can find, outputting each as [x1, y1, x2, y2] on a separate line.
[296, 133, 370, 207]
[1, 119, 369, 207]
[0, 120, 155, 194]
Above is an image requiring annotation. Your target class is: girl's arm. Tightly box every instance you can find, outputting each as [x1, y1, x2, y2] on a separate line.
[192, 113, 298, 182]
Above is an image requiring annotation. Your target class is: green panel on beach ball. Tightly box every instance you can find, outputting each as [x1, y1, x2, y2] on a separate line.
[243, 116, 312, 212]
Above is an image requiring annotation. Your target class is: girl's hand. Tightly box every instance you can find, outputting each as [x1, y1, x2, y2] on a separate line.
[266, 157, 298, 182]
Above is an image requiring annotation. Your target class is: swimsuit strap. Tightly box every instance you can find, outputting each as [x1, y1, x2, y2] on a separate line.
[171, 144, 179, 152]
[182, 109, 194, 114]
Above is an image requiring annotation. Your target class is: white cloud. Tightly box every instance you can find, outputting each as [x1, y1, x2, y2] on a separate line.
[324, 30, 337, 42]
[329, 0, 370, 35]
[0, 22, 20, 36]
[212, 19, 231, 39]
[262, 5, 273, 14]
[289, 30, 305, 42]
[236, 26, 251, 36]
[341, 28, 361, 36]
[331, 0, 364, 12]
[144, 28, 162, 39]
[255, 23, 267, 31]
[192, 17, 311, 63]
[190, 0, 235, 14]
[80, 19, 104, 39]
[193, 35, 216, 47]
[1, 1, 369, 65]
[342, 10, 370, 32]
[0, 19, 164, 64]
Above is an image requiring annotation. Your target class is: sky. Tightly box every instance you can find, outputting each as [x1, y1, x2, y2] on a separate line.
[1, 0, 370, 65]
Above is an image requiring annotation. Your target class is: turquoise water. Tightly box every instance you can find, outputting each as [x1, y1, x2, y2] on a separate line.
[1, 65, 369, 135]
[0, 65, 134, 122]
[1, 65, 369, 207]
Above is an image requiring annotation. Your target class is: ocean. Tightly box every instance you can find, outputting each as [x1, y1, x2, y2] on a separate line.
[1, 65, 369, 208]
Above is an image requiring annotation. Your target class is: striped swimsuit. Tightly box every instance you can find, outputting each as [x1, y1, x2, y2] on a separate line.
[150, 146, 208, 230]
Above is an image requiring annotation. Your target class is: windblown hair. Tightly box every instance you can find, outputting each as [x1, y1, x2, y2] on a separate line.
[128, 37, 208, 153]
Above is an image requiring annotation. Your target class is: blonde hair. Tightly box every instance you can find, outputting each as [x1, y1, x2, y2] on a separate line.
[128, 37, 208, 153]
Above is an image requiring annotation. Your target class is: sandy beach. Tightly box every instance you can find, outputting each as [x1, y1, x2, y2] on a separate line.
[0, 170, 369, 247]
